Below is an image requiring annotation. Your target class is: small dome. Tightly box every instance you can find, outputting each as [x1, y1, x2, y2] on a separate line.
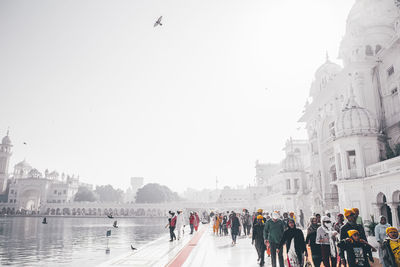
[335, 90, 378, 138]
[15, 159, 32, 169]
[281, 153, 303, 172]
[315, 60, 342, 78]
[2, 135, 11, 145]
[310, 59, 342, 97]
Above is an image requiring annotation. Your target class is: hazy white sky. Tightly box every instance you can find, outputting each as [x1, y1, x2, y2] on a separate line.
[0, 0, 354, 193]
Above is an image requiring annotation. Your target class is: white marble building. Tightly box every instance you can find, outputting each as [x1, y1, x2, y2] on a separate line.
[298, 0, 400, 227]
[0, 132, 88, 214]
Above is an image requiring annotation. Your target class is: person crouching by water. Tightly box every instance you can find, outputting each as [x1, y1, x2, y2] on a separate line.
[338, 230, 376, 267]
[253, 215, 266, 266]
[316, 216, 338, 267]
[278, 219, 307, 267]
[264, 211, 285, 267]
[166, 211, 177, 242]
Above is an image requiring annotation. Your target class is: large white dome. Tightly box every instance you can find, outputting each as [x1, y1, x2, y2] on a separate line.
[335, 91, 378, 138]
[347, 0, 399, 30]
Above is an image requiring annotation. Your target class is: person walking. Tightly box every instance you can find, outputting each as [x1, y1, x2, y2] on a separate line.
[306, 216, 322, 267]
[375, 216, 391, 267]
[299, 209, 305, 229]
[264, 211, 285, 267]
[253, 215, 266, 266]
[282, 212, 290, 230]
[194, 212, 200, 232]
[167, 211, 177, 242]
[278, 219, 307, 267]
[189, 212, 195, 234]
[175, 210, 185, 240]
[340, 209, 372, 265]
[334, 213, 345, 233]
[231, 212, 240, 245]
[382, 227, 400, 267]
[242, 209, 252, 236]
[353, 208, 363, 226]
[316, 216, 338, 267]
[253, 209, 266, 225]
[338, 230, 376, 267]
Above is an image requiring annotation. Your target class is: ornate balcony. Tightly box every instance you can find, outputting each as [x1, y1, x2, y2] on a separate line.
[366, 156, 400, 177]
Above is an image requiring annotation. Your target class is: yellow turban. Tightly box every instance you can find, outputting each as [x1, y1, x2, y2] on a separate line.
[344, 209, 355, 218]
[257, 209, 263, 213]
[347, 230, 359, 237]
[257, 215, 263, 220]
[386, 227, 398, 235]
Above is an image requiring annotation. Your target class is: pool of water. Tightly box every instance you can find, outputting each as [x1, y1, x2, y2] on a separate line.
[0, 216, 168, 266]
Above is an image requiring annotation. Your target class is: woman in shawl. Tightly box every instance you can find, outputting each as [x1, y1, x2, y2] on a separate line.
[278, 219, 307, 267]
[306, 216, 322, 267]
[316, 216, 339, 267]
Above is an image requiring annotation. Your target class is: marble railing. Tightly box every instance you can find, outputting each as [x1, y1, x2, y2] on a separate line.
[366, 156, 400, 177]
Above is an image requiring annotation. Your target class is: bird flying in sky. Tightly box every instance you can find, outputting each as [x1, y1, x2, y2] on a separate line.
[154, 16, 163, 27]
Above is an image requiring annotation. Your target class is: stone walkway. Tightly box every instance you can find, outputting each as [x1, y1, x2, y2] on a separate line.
[98, 225, 382, 267]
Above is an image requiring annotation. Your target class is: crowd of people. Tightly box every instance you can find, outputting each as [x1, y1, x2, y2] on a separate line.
[166, 210, 200, 242]
[208, 208, 400, 267]
[165, 207, 400, 267]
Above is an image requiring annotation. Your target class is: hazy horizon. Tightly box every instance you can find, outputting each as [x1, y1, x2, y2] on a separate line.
[0, 0, 355, 193]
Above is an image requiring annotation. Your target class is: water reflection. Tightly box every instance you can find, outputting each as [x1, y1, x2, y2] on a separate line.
[0, 217, 167, 266]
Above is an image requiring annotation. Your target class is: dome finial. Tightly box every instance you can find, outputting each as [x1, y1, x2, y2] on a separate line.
[326, 51, 329, 62]
[346, 84, 360, 109]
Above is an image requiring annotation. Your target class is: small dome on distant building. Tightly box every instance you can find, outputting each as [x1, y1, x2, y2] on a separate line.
[15, 159, 32, 169]
[335, 89, 379, 138]
[310, 57, 342, 97]
[2, 133, 11, 145]
[281, 153, 303, 172]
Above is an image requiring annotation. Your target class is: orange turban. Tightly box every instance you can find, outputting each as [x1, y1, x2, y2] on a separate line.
[344, 209, 355, 218]
[386, 227, 398, 235]
[347, 230, 359, 237]
[257, 209, 263, 213]
[352, 208, 359, 214]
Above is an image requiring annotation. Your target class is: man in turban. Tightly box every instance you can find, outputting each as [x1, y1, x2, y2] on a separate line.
[338, 230, 376, 267]
[382, 227, 400, 267]
[340, 209, 371, 265]
[253, 214, 266, 266]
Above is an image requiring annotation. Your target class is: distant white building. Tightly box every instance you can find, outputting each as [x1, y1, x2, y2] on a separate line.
[0, 132, 91, 214]
[124, 177, 144, 203]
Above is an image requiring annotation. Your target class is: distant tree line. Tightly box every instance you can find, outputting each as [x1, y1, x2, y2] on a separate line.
[136, 183, 180, 203]
[74, 184, 124, 203]
[73, 183, 180, 204]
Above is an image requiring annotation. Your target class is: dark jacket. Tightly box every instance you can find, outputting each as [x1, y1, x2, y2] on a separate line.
[340, 222, 371, 259]
[382, 238, 398, 267]
[279, 227, 306, 253]
[338, 238, 371, 267]
[340, 222, 367, 240]
[279, 226, 306, 263]
[253, 221, 265, 243]
[306, 228, 321, 256]
[231, 216, 240, 235]
[263, 219, 285, 244]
